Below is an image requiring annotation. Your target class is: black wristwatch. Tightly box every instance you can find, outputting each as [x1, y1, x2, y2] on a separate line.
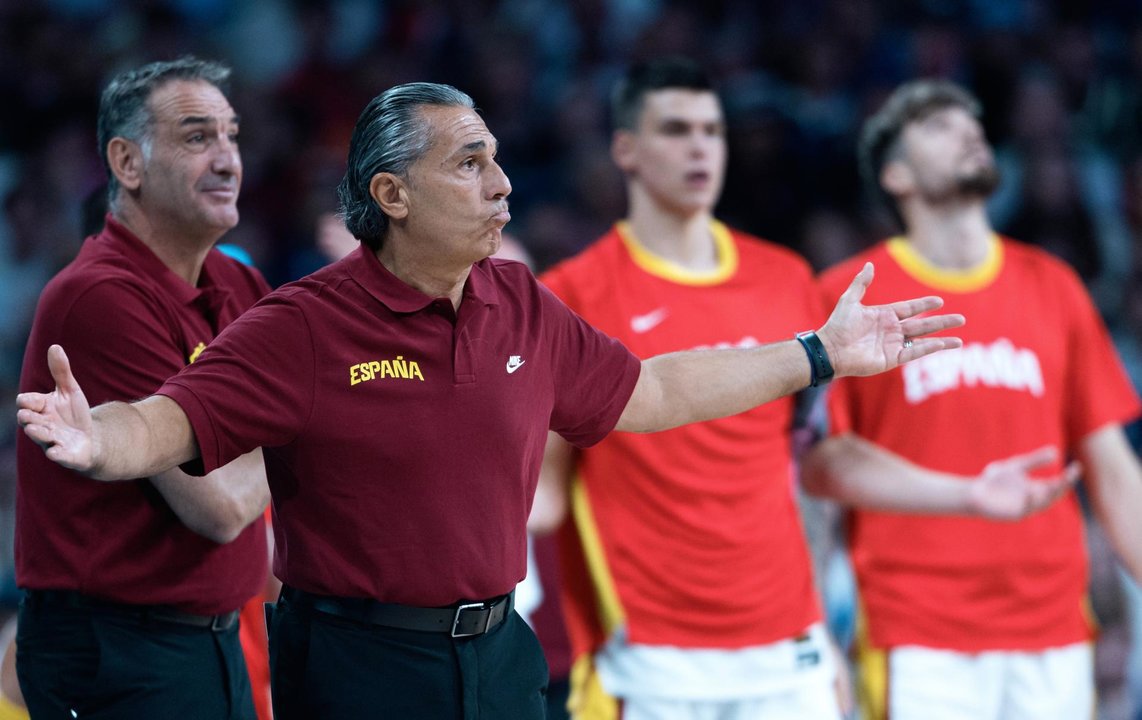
[795, 331, 835, 387]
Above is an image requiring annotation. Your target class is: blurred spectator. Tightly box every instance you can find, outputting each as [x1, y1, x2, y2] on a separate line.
[800, 207, 868, 272]
[1004, 145, 1101, 280]
[315, 211, 359, 264]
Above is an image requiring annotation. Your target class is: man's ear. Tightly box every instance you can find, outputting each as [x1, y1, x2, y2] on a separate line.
[881, 159, 913, 197]
[370, 173, 408, 221]
[107, 137, 144, 192]
[611, 130, 637, 175]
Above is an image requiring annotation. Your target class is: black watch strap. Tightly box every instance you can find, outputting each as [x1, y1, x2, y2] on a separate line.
[795, 331, 835, 387]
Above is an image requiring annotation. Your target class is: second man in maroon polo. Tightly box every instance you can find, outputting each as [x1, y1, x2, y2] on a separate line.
[15, 58, 270, 720]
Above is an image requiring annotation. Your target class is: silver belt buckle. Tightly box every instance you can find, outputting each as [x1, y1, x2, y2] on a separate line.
[451, 601, 491, 637]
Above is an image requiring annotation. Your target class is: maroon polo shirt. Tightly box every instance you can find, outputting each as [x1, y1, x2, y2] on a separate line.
[159, 244, 640, 606]
[16, 215, 271, 615]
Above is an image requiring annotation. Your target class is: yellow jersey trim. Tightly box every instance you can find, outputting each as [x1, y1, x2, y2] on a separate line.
[854, 610, 888, 720]
[617, 220, 738, 286]
[570, 474, 626, 634]
[886, 235, 1003, 293]
[0, 694, 29, 720]
[567, 654, 619, 720]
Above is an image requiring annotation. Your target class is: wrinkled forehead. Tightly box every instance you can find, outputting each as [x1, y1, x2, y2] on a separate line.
[147, 79, 237, 126]
[420, 104, 496, 156]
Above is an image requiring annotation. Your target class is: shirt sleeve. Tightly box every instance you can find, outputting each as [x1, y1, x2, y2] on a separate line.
[158, 292, 316, 475]
[1059, 265, 1142, 446]
[539, 282, 641, 448]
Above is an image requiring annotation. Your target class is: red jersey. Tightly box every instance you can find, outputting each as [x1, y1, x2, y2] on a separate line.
[540, 221, 826, 656]
[16, 215, 270, 615]
[820, 237, 1141, 651]
[159, 245, 640, 606]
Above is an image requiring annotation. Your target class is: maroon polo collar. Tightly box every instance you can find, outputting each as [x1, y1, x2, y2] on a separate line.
[345, 243, 501, 313]
[99, 213, 228, 308]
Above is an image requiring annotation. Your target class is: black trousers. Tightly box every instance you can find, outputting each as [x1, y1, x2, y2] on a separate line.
[16, 594, 255, 720]
[268, 593, 549, 719]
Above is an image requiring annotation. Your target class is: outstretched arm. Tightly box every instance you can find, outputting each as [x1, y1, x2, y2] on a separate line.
[17, 344, 198, 480]
[616, 262, 964, 432]
[801, 433, 1079, 519]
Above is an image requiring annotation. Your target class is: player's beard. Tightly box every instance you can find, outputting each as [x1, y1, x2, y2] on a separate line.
[957, 163, 1001, 198]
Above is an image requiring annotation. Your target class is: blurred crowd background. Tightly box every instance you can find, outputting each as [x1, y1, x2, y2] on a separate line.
[1, 0, 1141, 717]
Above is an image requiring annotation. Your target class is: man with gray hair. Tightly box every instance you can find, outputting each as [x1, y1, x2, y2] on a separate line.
[19, 81, 963, 718]
[15, 57, 270, 719]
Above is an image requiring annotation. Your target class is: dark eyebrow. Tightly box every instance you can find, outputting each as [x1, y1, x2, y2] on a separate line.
[458, 138, 498, 156]
[178, 114, 241, 127]
[658, 116, 722, 128]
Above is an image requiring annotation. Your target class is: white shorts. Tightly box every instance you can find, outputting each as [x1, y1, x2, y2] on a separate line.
[872, 643, 1093, 720]
[571, 623, 843, 720]
[617, 680, 842, 720]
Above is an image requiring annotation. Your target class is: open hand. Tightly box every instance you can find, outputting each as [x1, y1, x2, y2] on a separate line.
[968, 445, 1080, 520]
[819, 262, 964, 377]
[16, 345, 96, 473]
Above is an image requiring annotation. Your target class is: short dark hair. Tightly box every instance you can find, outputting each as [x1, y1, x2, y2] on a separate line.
[859, 79, 982, 222]
[611, 56, 716, 132]
[97, 56, 232, 210]
[338, 83, 475, 251]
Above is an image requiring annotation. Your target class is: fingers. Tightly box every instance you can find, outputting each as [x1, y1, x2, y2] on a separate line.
[1004, 445, 1060, 473]
[16, 406, 44, 428]
[21, 420, 56, 447]
[897, 336, 962, 363]
[1044, 461, 1082, 494]
[1024, 460, 1081, 514]
[16, 400, 54, 434]
[47, 345, 79, 395]
[887, 295, 944, 321]
[999, 446, 1078, 483]
[16, 392, 47, 414]
[839, 262, 874, 306]
[1061, 460, 1082, 486]
[899, 313, 966, 339]
[896, 312, 965, 363]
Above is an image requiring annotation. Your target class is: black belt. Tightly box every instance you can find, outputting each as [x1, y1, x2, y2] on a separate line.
[281, 586, 514, 638]
[24, 589, 240, 632]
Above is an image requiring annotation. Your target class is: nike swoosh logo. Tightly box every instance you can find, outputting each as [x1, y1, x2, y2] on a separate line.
[630, 308, 669, 333]
[506, 359, 526, 374]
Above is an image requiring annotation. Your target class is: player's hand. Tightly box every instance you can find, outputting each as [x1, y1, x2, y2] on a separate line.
[967, 446, 1080, 520]
[818, 262, 964, 377]
[16, 345, 96, 473]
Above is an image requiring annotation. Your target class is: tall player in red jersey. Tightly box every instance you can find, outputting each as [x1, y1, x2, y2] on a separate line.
[534, 59, 1075, 720]
[806, 80, 1142, 720]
